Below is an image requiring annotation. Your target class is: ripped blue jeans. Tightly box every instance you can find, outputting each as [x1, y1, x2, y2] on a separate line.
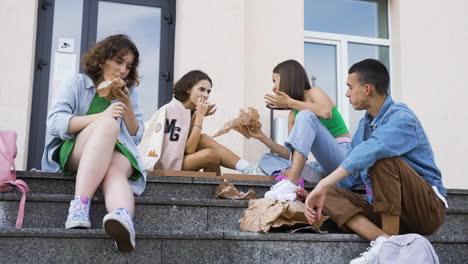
[259, 110, 350, 182]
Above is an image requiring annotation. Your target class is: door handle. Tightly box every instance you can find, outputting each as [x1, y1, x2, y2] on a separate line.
[37, 59, 49, 70]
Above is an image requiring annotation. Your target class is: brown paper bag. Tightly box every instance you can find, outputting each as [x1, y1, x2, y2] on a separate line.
[239, 198, 329, 233]
[212, 107, 261, 138]
[214, 180, 256, 200]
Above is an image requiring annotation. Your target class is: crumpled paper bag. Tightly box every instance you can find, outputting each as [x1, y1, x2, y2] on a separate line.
[214, 180, 256, 200]
[239, 198, 329, 233]
[212, 107, 261, 138]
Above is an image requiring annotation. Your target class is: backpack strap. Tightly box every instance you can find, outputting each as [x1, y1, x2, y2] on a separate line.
[0, 135, 29, 228]
[11, 179, 29, 228]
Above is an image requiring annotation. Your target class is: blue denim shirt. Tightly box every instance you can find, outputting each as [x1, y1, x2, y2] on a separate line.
[41, 74, 147, 196]
[337, 95, 446, 203]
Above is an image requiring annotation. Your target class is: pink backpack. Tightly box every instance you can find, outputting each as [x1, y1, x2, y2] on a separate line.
[0, 131, 29, 228]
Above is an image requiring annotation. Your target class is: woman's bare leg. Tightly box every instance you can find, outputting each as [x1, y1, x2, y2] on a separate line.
[66, 117, 120, 198]
[284, 150, 306, 185]
[101, 151, 135, 214]
[182, 149, 221, 174]
[197, 134, 241, 169]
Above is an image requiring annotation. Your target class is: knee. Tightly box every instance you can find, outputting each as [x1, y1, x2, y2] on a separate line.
[94, 117, 120, 137]
[199, 133, 210, 143]
[370, 157, 400, 171]
[200, 133, 215, 144]
[202, 149, 221, 166]
[296, 110, 319, 123]
[199, 134, 221, 149]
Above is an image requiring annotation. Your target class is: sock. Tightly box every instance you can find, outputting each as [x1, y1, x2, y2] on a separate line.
[235, 159, 250, 171]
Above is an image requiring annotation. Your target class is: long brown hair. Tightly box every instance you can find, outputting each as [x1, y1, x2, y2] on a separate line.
[273, 59, 311, 101]
[81, 34, 140, 88]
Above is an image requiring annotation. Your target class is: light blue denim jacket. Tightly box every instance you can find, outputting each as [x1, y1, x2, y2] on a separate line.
[41, 74, 147, 196]
[337, 95, 446, 203]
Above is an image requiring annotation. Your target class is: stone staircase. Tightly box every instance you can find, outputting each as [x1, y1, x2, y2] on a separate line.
[0, 171, 467, 264]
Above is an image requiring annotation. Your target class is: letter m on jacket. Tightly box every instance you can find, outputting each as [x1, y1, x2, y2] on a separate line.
[165, 119, 180, 141]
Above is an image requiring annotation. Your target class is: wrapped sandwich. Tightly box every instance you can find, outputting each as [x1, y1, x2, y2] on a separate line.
[97, 76, 126, 101]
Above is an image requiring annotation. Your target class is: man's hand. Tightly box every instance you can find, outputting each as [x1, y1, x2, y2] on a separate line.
[304, 184, 327, 225]
[294, 188, 309, 202]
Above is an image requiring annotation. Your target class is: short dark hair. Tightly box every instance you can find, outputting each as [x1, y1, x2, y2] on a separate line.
[82, 34, 140, 88]
[273, 59, 311, 101]
[348, 59, 389, 95]
[173, 70, 212, 102]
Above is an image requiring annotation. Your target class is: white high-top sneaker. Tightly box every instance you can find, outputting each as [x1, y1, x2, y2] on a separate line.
[350, 236, 388, 264]
[264, 179, 300, 202]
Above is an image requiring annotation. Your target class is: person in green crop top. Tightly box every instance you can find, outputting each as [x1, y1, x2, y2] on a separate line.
[247, 59, 352, 201]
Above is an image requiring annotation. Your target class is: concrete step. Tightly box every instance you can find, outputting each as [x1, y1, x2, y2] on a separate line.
[16, 171, 468, 209]
[1, 193, 466, 236]
[0, 228, 466, 264]
[17, 171, 278, 199]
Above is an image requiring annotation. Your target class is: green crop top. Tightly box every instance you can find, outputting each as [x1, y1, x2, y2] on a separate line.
[294, 106, 349, 137]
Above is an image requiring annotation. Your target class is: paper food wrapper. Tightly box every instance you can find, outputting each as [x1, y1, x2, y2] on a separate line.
[212, 107, 261, 139]
[97, 78, 125, 101]
[239, 198, 329, 233]
[214, 180, 256, 200]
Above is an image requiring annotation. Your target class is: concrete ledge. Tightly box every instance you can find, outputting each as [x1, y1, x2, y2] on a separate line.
[152, 170, 217, 178]
[2, 192, 467, 212]
[0, 229, 466, 264]
[1, 228, 466, 243]
[1, 193, 249, 208]
[18, 171, 467, 194]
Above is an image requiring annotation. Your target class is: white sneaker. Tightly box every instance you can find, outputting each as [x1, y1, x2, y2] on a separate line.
[264, 179, 300, 202]
[103, 208, 136, 252]
[65, 196, 91, 229]
[350, 236, 388, 264]
[241, 163, 266, 175]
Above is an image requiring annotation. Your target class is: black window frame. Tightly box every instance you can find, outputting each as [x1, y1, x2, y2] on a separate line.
[28, 0, 175, 170]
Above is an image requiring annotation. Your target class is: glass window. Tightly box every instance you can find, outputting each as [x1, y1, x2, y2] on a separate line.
[304, 42, 338, 103]
[304, 0, 389, 39]
[97, 1, 161, 120]
[47, 0, 84, 110]
[304, 0, 390, 135]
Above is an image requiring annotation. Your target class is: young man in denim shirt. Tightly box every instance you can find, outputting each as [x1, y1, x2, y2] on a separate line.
[301, 59, 448, 264]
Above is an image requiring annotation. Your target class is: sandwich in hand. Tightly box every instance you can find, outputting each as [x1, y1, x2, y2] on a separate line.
[97, 75, 126, 101]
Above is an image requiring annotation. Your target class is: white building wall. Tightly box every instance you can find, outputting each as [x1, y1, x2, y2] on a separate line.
[174, 0, 246, 171]
[391, 0, 468, 188]
[0, 0, 38, 169]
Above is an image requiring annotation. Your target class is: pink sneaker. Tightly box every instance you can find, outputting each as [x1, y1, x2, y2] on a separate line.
[274, 174, 304, 188]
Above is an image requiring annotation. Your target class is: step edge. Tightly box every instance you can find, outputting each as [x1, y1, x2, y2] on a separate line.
[17, 171, 468, 194]
[1, 228, 466, 243]
[1, 193, 248, 208]
[2, 193, 468, 212]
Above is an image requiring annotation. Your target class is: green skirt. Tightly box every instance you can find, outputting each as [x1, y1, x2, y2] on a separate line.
[57, 93, 142, 181]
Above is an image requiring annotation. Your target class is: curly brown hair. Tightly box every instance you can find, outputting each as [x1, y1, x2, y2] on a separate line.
[81, 34, 140, 88]
[174, 70, 212, 102]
